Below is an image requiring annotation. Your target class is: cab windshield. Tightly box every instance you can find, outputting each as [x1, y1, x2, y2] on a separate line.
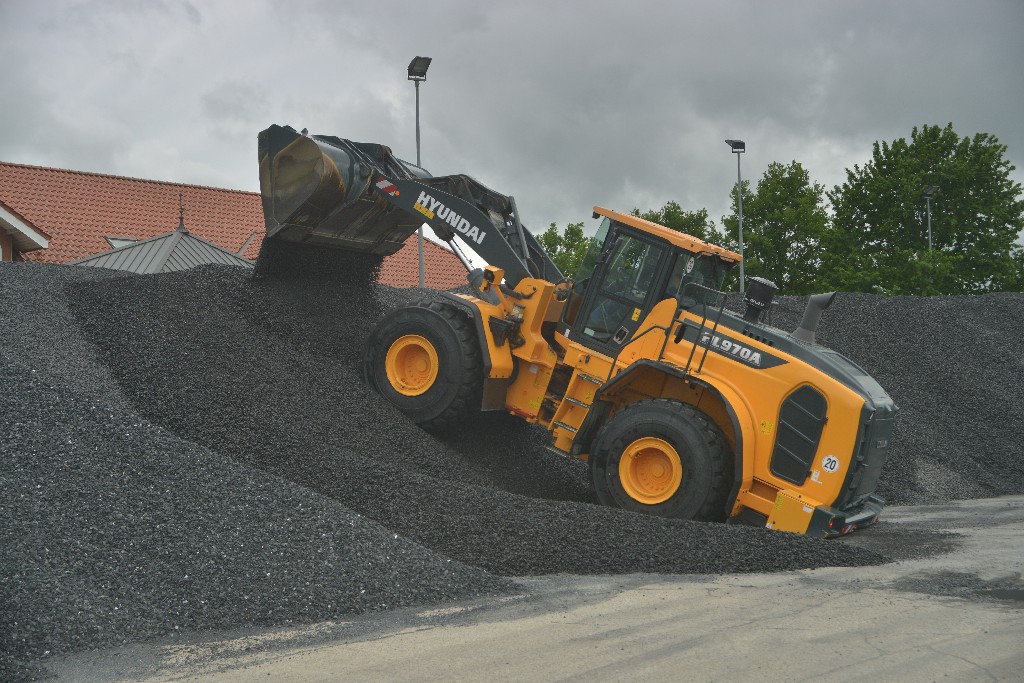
[573, 217, 610, 283]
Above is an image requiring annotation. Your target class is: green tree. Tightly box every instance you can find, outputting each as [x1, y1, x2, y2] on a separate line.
[538, 221, 590, 276]
[826, 123, 1024, 294]
[633, 201, 726, 244]
[1014, 248, 1024, 290]
[721, 162, 830, 295]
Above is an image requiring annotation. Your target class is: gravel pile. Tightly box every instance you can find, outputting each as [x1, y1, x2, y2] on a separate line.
[0, 260, 511, 682]
[65, 260, 870, 577]
[0, 354, 510, 658]
[759, 292, 1024, 504]
[6, 243, 1020, 679]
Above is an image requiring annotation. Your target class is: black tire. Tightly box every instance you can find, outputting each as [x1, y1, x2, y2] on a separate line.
[364, 299, 483, 432]
[590, 399, 733, 521]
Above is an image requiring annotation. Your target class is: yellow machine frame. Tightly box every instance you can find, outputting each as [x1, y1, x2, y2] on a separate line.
[452, 208, 880, 536]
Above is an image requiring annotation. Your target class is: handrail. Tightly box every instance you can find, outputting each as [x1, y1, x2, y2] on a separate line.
[585, 283, 730, 386]
[676, 283, 729, 376]
[606, 322, 673, 380]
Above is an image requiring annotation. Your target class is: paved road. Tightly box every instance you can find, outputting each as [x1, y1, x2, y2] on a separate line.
[53, 496, 1024, 682]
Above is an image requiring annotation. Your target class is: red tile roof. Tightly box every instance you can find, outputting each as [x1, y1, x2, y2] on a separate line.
[0, 162, 265, 262]
[379, 237, 469, 289]
[0, 161, 468, 288]
[0, 196, 52, 256]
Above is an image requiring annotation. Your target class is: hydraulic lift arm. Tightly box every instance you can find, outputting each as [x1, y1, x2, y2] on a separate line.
[258, 124, 562, 288]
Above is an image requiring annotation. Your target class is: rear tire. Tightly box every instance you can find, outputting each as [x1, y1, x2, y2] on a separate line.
[365, 300, 483, 432]
[590, 399, 732, 520]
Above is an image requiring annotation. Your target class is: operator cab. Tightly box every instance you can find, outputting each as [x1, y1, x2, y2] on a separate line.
[562, 207, 739, 354]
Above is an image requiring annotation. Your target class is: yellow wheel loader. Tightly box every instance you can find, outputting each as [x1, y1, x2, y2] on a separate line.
[258, 124, 898, 537]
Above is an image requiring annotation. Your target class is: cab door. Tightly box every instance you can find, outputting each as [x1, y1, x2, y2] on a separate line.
[569, 226, 670, 353]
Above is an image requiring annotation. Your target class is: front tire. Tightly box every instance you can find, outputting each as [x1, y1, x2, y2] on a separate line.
[365, 300, 482, 431]
[590, 399, 732, 520]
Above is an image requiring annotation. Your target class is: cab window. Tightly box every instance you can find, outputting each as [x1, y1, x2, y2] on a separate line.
[664, 252, 729, 308]
[582, 235, 666, 344]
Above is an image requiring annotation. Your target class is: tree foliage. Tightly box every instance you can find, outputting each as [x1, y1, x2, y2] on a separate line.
[826, 123, 1024, 294]
[538, 221, 590, 276]
[721, 162, 830, 295]
[633, 201, 726, 244]
[538, 125, 1024, 298]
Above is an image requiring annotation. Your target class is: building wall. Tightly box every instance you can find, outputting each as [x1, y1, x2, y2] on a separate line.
[0, 231, 11, 261]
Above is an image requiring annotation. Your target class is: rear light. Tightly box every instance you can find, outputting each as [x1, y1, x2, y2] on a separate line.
[829, 514, 848, 529]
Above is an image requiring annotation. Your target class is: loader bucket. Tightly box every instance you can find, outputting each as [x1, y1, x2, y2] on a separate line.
[257, 124, 428, 256]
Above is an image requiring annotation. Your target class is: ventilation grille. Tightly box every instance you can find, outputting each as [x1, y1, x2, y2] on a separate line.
[770, 385, 828, 484]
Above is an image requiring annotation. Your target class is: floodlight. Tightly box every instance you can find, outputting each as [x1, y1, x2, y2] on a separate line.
[408, 56, 432, 80]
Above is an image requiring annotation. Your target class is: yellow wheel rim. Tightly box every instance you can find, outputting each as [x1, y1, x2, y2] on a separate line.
[385, 335, 439, 396]
[618, 437, 683, 505]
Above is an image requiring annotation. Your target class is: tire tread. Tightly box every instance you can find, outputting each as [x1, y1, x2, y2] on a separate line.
[590, 398, 733, 521]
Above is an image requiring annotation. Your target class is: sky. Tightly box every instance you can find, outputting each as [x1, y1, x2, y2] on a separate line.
[2, 0, 1023, 243]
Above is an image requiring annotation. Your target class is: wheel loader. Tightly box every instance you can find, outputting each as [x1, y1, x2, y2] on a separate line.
[258, 123, 898, 537]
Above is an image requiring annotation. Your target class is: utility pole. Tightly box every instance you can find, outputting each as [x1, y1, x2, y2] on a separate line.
[408, 56, 432, 287]
[922, 185, 938, 250]
[725, 139, 746, 291]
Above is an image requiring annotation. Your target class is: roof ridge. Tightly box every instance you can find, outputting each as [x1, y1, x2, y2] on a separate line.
[180, 230, 254, 261]
[0, 160, 258, 197]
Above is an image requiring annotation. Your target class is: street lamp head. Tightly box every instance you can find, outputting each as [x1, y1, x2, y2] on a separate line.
[921, 184, 938, 198]
[408, 56, 432, 81]
[725, 139, 745, 153]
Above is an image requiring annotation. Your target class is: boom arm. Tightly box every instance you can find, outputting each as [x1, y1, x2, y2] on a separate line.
[373, 173, 562, 287]
[258, 124, 562, 288]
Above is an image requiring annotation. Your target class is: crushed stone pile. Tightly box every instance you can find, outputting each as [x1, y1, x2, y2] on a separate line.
[63, 254, 873, 575]
[4, 241, 1021, 679]
[1, 356, 510, 659]
[0, 258, 511, 682]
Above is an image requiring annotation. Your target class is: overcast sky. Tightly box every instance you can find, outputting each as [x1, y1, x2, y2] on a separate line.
[2, 0, 1022, 241]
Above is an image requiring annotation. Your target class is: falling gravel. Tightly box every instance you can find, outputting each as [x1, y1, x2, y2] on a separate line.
[4, 245, 1023, 678]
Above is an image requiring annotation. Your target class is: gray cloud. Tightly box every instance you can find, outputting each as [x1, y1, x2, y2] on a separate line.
[2, 0, 1021, 238]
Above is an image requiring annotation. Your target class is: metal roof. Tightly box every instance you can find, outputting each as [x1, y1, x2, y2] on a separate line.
[70, 224, 254, 273]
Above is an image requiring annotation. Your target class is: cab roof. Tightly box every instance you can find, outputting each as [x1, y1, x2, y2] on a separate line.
[593, 206, 742, 262]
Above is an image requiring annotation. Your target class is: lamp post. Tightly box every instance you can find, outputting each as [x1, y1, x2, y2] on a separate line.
[725, 139, 746, 291]
[921, 185, 938, 250]
[408, 56, 432, 288]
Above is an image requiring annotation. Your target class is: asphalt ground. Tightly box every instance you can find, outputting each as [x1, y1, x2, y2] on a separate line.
[45, 495, 1024, 683]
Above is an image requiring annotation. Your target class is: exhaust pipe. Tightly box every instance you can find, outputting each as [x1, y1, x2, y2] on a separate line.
[792, 292, 837, 344]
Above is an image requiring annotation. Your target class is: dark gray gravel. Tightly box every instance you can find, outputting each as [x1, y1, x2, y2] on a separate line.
[0, 354, 510, 643]
[5, 247, 1020, 679]
[63, 261, 868, 576]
